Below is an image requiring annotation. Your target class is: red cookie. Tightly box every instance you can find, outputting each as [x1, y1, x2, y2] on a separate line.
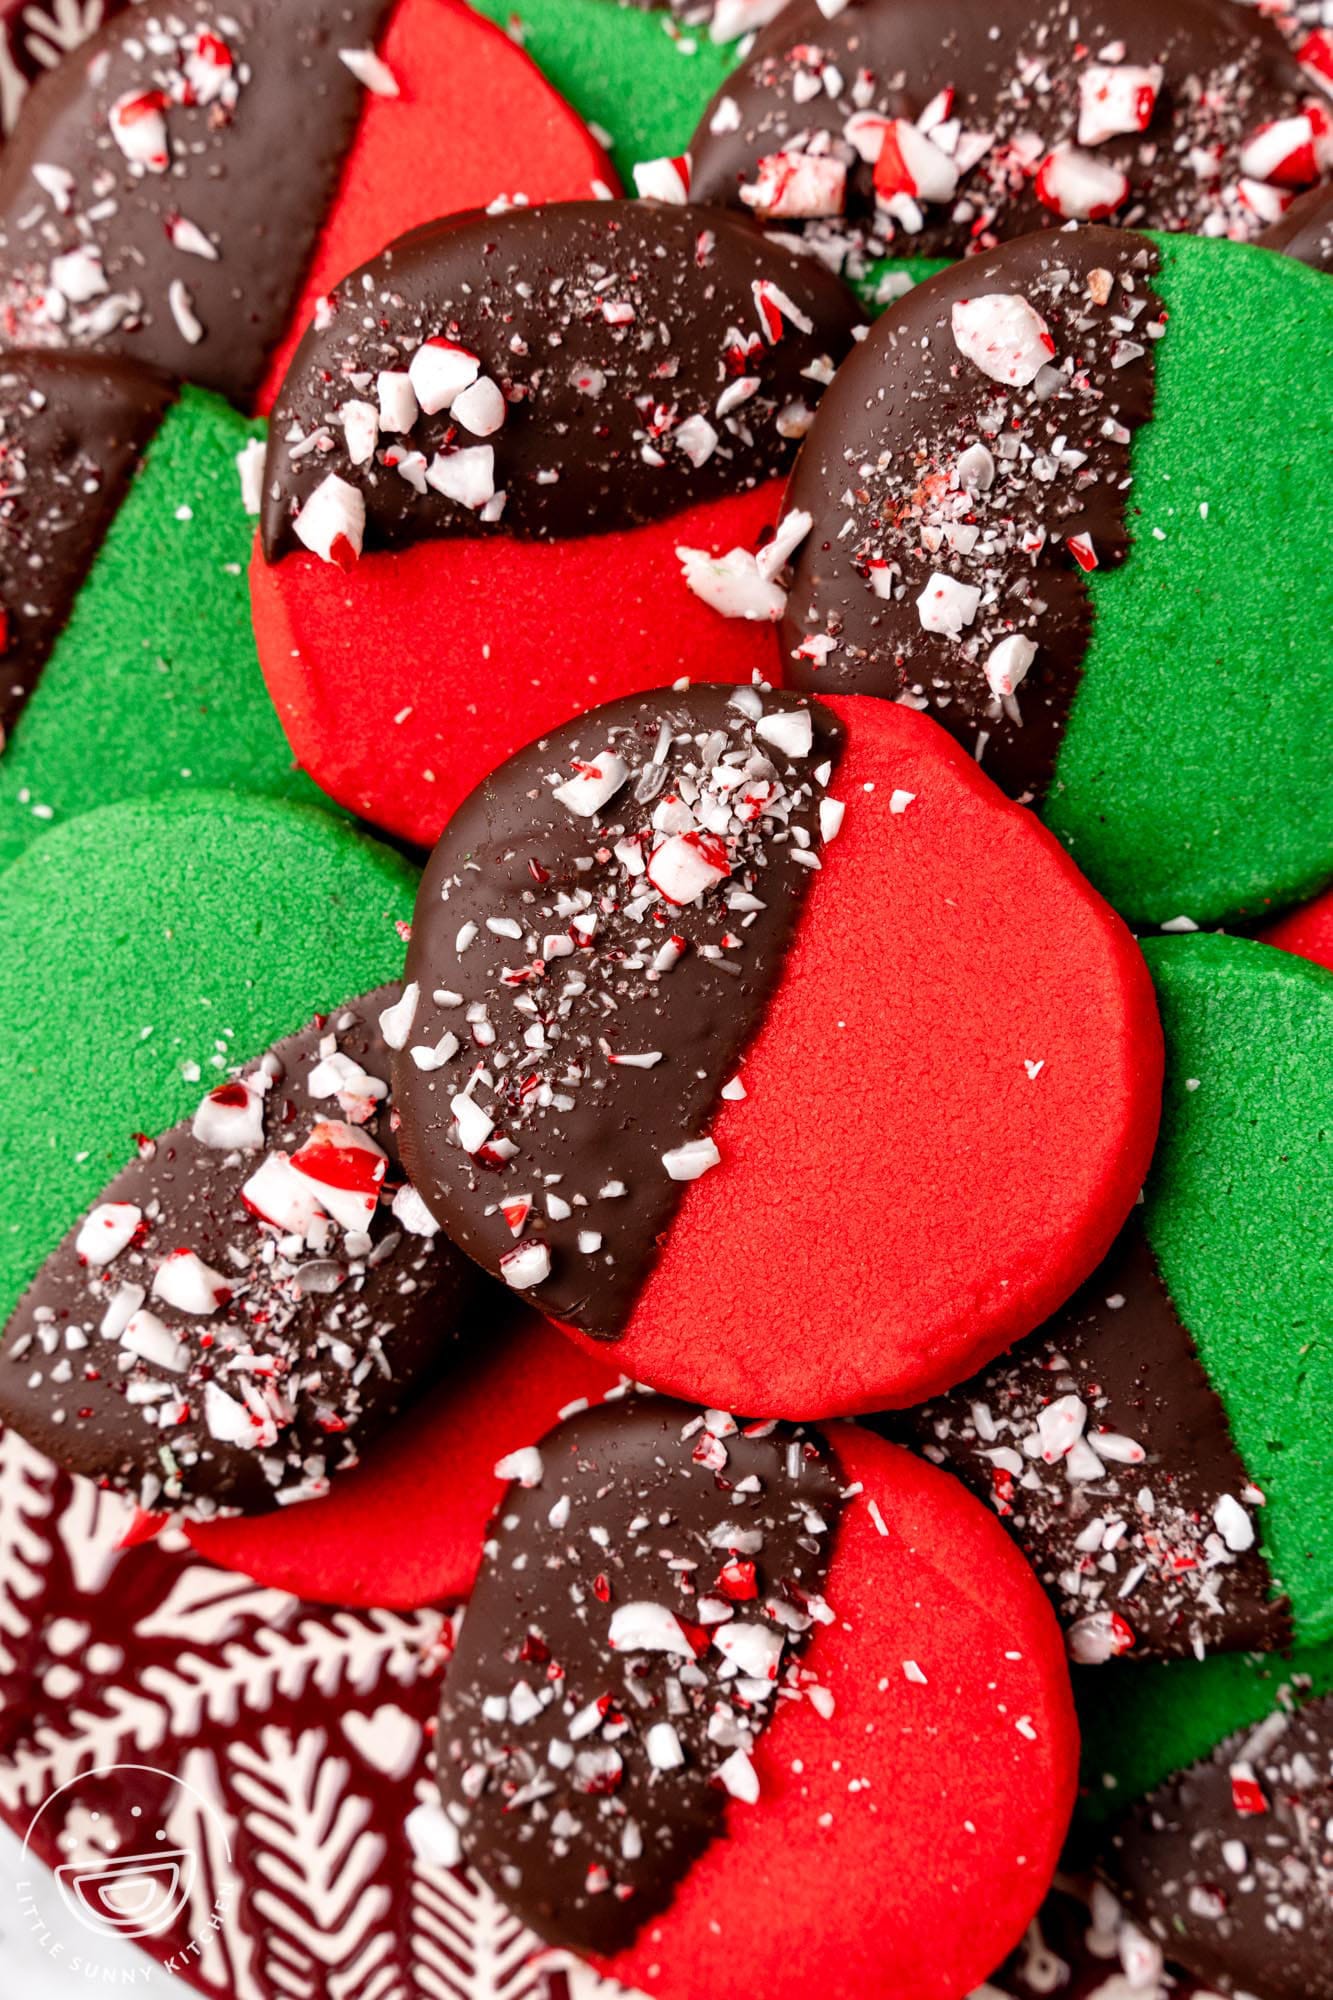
[391, 684, 1162, 1416]
[184, 1310, 625, 1608]
[1264, 886, 1333, 974]
[250, 199, 861, 847]
[432, 1398, 1079, 2000]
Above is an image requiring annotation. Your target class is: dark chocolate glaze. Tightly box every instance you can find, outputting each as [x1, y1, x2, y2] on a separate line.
[0, 0, 391, 406]
[0, 350, 172, 743]
[436, 1395, 844, 1954]
[689, 0, 1321, 260]
[782, 226, 1160, 802]
[392, 685, 843, 1338]
[1260, 182, 1333, 273]
[985, 1877, 1213, 1997]
[887, 1219, 1290, 1664]
[260, 200, 861, 559]
[0, 988, 482, 1516]
[1105, 1694, 1333, 2000]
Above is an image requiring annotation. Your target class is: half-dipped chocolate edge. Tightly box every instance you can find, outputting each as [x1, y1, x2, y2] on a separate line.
[0, 988, 481, 1515]
[888, 1219, 1291, 1664]
[0, 351, 173, 744]
[259, 200, 861, 562]
[688, 0, 1322, 261]
[1260, 182, 1333, 272]
[1104, 1694, 1333, 2000]
[391, 684, 845, 1338]
[782, 225, 1160, 803]
[0, 0, 392, 405]
[436, 1395, 845, 1955]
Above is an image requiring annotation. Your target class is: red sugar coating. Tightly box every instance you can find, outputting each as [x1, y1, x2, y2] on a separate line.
[564, 695, 1163, 1415]
[251, 484, 779, 848]
[605, 1427, 1079, 2000]
[1263, 888, 1333, 974]
[185, 1313, 622, 1608]
[255, 0, 615, 413]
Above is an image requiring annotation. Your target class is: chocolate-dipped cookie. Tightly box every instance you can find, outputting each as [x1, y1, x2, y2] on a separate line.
[1260, 176, 1333, 268]
[780, 225, 1333, 927]
[687, 0, 1329, 266]
[387, 682, 1162, 1416]
[434, 1397, 1079, 2000]
[895, 934, 1332, 1665]
[249, 198, 861, 848]
[0, 0, 613, 840]
[1104, 1691, 1333, 2000]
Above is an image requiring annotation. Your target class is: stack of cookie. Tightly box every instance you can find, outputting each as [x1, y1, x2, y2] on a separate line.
[0, 3, 1327, 1998]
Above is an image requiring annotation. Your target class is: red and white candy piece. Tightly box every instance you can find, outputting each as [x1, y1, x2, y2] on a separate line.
[985, 634, 1037, 700]
[191, 1076, 267, 1150]
[648, 831, 732, 906]
[1238, 104, 1332, 188]
[951, 293, 1055, 385]
[294, 474, 365, 570]
[408, 337, 482, 415]
[553, 752, 630, 818]
[76, 1202, 142, 1268]
[740, 151, 849, 220]
[632, 154, 693, 205]
[108, 89, 170, 171]
[1077, 63, 1163, 147]
[872, 120, 959, 206]
[676, 545, 788, 622]
[288, 1120, 387, 1234]
[1034, 146, 1131, 221]
[152, 1248, 231, 1316]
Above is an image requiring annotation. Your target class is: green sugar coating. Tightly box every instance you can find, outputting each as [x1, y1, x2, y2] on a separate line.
[469, 0, 736, 184]
[1072, 1639, 1333, 1842]
[0, 792, 417, 1328]
[1047, 233, 1333, 929]
[0, 387, 320, 869]
[1140, 934, 1333, 1642]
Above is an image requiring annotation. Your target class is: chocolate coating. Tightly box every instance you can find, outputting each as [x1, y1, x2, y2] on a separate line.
[0, 0, 390, 405]
[689, 0, 1320, 260]
[1260, 182, 1333, 273]
[392, 685, 843, 1337]
[436, 1395, 844, 1954]
[888, 1220, 1290, 1663]
[260, 200, 861, 558]
[0, 989, 481, 1515]
[782, 226, 1159, 802]
[1106, 1694, 1333, 2000]
[0, 350, 172, 743]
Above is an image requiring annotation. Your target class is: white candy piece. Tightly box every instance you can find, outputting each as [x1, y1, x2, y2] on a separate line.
[235, 438, 266, 517]
[740, 150, 848, 220]
[1037, 1393, 1088, 1463]
[709, 0, 786, 40]
[608, 1602, 696, 1657]
[985, 634, 1037, 699]
[676, 545, 787, 622]
[76, 1203, 142, 1268]
[409, 339, 480, 415]
[293, 473, 365, 568]
[392, 1183, 440, 1237]
[50, 247, 106, 304]
[452, 375, 506, 437]
[378, 982, 420, 1051]
[152, 1249, 229, 1316]
[241, 1152, 327, 1235]
[405, 1802, 462, 1870]
[203, 1379, 257, 1444]
[451, 1093, 495, 1156]
[377, 370, 418, 433]
[500, 1241, 551, 1290]
[426, 445, 496, 511]
[632, 154, 692, 204]
[662, 1136, 723, 1182]
[341, 399, 379, 467]
[755, 507, 813, 585]
[717, 1747, 760, 1803]
[645, 1721, 686, 1770]
[1214, 1492, 1256, 1553]
[1078, 63, 1162, 147]
[951, 294, 1055, 386]
[648, 834, 730, 906]
[553, 752, 629, 818]
[916, 572, 982, 637]
[494, 1445, 545, 1486]
[673, 413, 719, 468]
[713, 1621, 784, 1680]
[338, 45, 400, 95]
[120, 1308, 190, 1374]
[756, 707, 814, 758]
[956, 442, 996, 492]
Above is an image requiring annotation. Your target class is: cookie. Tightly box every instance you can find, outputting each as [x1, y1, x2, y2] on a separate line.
[184, 1309, 625, 1604]
[780, 226, 1333, 927]
[687, 0, 1328, 265]
[389, 682, 1162, 1416]
[1264, 885, 1333, 971]
[895, 934, 1333, 1664]
[1103, 1689, 1333, 2000]
[249, 198, 861, 847]
[1261, 178, 1333, 269]
[433, 1396, 1079, 2000]
[0, 0, 613, 829]
[0, 791, 485, 1521]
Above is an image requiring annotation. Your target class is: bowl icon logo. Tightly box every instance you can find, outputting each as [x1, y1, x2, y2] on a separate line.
[55, 1844, 197, 1940]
